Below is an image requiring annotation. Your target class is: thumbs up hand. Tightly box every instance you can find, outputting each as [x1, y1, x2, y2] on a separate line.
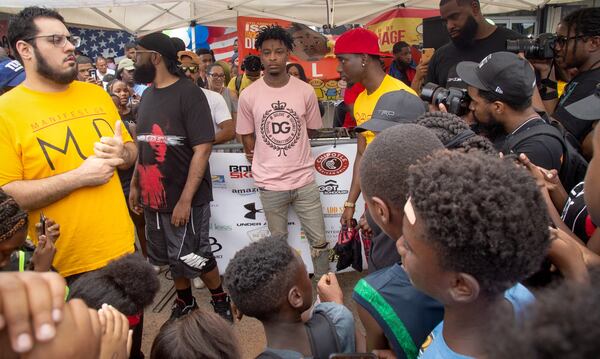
[94, 120, 125, 161]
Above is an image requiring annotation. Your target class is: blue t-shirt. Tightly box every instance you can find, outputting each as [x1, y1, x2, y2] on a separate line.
[353, 263, 444, 359]
[418, 283, 534, 359]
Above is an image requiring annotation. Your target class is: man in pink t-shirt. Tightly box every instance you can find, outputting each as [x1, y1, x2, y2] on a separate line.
[236, 25, 329, 276]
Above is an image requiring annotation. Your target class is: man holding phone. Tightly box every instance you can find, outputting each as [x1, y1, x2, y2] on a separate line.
[76, 55, 101, 86]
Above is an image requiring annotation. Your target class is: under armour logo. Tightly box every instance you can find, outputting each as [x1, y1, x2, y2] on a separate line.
[244, 202, 263, 220]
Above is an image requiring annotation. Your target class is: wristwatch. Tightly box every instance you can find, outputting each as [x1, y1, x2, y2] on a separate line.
[343, 201, 355, 208]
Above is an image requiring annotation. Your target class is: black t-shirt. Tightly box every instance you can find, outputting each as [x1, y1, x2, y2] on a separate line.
[554, 67, 600, 143]
[561, 182, 597, 243]
[118, 110, 137, 198]
[426, 27, 523, 88]
[365, 210, 402, 273]
[136, 79, 214, 212]
[502, 118, 564, 171]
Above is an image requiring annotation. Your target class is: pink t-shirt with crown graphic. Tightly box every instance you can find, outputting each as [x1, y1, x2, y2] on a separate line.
[236, 76, 322, 191]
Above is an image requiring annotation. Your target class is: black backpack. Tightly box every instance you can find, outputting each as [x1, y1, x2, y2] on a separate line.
[503, 119, 588, 193]
[256, 311, 342, 359]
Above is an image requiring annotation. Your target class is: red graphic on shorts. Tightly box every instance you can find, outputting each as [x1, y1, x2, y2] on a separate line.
[138, 124, 168, 209]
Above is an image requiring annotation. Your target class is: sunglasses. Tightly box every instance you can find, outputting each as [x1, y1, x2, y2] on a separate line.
[179, 65, 198, 73]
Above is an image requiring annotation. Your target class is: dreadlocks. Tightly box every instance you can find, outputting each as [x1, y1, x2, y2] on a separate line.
[561, 8, 600, 58]
[0, 190, 28, 242]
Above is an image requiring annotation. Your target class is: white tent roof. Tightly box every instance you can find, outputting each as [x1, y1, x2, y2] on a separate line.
[0, 0, 573, 34]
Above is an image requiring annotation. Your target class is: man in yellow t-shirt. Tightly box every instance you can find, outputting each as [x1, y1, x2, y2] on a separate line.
[227, 54, 262, 99]
[0, 8, 137, 279]
[334, 28, 418, 227]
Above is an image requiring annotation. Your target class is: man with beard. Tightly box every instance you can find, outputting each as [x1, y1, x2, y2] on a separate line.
[388, 41, 416, 87]
[129, 32, 233, 322]
[426, 0, 522, 89]
[0, 7, 137, 280]
[458, 52, 563, 171]
[236, 25, 330, 278]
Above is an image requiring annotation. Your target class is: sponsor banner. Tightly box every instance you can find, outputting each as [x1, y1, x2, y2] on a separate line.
[365, 8, 440, 53]
[209, 144, 365, 274]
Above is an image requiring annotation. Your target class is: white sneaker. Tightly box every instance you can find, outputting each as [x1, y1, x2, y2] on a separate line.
[193, 277, 206, 289]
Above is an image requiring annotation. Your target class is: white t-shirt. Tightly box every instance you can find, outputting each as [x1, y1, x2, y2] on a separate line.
[97, 68, 115, 82]
[201, 88, 232, 135]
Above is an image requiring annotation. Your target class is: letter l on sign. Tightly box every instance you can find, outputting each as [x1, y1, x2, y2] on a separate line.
[312, 63, 323, 78]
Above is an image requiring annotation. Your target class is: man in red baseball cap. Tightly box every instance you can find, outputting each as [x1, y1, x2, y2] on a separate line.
[334, 27, 419, 271]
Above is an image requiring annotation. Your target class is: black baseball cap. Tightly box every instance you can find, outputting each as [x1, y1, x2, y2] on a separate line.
[565, 83, 600, 121]
[456, 51, 536, 104]
[137, 32, 178, 61]
[356, 90, 427, 133]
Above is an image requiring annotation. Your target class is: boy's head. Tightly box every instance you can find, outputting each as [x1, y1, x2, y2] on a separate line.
[359, 124, 444, 240]
[255, 25, 294, 77]
[488, 268, 600, 358]
[151, 308, 240, 359]
[401, 151, 551, 302]
[416, 111, 497, 155]
[224, 236, 312, 321]
[0, 190, 28, 268]
[69, 254, 160, 317]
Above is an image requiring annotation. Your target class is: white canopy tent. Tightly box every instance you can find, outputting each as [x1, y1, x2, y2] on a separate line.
[0, 0, 576, 34]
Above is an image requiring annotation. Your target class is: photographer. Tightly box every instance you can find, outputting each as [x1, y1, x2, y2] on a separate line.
[426, 0, 521, 89]
[76, 55, 102, 87]
[542, 8, 600, 158]
[457, 52, 564, 172]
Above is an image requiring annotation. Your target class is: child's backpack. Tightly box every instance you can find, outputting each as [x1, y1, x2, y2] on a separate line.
[256, 311, 342, 359]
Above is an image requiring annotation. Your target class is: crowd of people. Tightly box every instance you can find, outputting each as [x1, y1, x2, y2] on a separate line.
[0, 2, 599, 359]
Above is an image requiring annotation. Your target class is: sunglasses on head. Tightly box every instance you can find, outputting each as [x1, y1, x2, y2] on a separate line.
[179, 65, 198, 73]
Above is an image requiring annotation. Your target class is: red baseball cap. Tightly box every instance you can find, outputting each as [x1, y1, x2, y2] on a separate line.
[334, 27, 391, 57]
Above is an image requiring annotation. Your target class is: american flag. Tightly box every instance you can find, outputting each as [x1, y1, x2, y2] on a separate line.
[70, 27, 135, 60]
[208, 27, 237, 62]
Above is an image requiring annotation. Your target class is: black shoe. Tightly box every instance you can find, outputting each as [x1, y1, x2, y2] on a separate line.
[170, 297, 198, 321]
[211, 294, 234, 323]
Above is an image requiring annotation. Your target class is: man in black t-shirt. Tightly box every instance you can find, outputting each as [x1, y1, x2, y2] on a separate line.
[426, 0, 522, 89]
[551, 8, 600, 157]
[458, 52, 563, 171]
[129, 33, 233, 322]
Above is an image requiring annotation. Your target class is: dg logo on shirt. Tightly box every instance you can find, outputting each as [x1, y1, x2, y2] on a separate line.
[260, 100, 302, 157]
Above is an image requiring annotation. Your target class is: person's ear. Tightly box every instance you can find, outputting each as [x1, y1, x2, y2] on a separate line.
[470, 0, 482, 16]
[15, 40, 33, 62]
[371, 196, 391, 225]
[448, 272, 479, 303]
[587, 35, 600, 52]
[360, 53, 369, 67]
[288, 285, 307, 309]
[492, 101, 505, 115]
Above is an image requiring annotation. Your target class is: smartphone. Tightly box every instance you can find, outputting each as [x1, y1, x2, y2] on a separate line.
[421, 48, 435, 63]
[88, 68, 97, 81]
[329, 354, 377, 359]
[39, 212, 46, 236]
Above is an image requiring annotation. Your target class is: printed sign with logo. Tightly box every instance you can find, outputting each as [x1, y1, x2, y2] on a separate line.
[315, 152, 350, 176]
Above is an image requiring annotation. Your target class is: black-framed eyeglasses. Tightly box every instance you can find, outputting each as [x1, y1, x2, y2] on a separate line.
[179, 65, 198, 73]
[209, 73, 225, 79]
[555, 35, 586, 46]
[134, 50, 159, 58]
[24, 34, 81, 48]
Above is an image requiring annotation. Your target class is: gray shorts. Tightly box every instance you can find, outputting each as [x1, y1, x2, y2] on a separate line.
[144, 204, 216, 279]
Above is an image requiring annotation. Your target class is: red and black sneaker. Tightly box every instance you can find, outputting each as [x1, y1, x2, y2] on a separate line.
[211, 293, 233, 323]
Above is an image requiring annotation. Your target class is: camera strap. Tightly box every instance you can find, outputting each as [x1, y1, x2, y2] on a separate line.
[444, 129, 476, 149]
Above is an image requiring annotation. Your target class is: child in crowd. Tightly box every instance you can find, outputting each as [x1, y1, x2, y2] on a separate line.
[69, 254, 160, 359]
[224, 235, 356, 358]
[488, 268, 600, 358]
[351, 124, 445, 358]
[402, 151, 552, 358]
[150, 309, 240, 359]
[0, 189, 59, 272]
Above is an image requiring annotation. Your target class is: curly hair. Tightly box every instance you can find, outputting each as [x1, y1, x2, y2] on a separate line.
[407, 151, 551, 296]
[359, 124, 444, 210]
[69, 254, 160, 315]
[224, 235, 300, 321]
[416, 112, 498, 155]
[151, 308, 241, 359]
[0, 190, 28, 243]
[255, 25, 295, 51]
[487, 268, 600, 358]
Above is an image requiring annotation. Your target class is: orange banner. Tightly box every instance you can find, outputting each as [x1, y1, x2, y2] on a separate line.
[366, 9, 440, 52]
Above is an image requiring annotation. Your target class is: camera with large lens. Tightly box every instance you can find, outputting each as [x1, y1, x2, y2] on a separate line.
[506, 33, 556, 60]
[420, 83, 470, 116]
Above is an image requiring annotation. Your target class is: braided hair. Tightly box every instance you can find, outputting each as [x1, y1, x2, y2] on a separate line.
[0, 190, 28, 242]
[561, 8, 600, 58]
[416, 111, 498, 155]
